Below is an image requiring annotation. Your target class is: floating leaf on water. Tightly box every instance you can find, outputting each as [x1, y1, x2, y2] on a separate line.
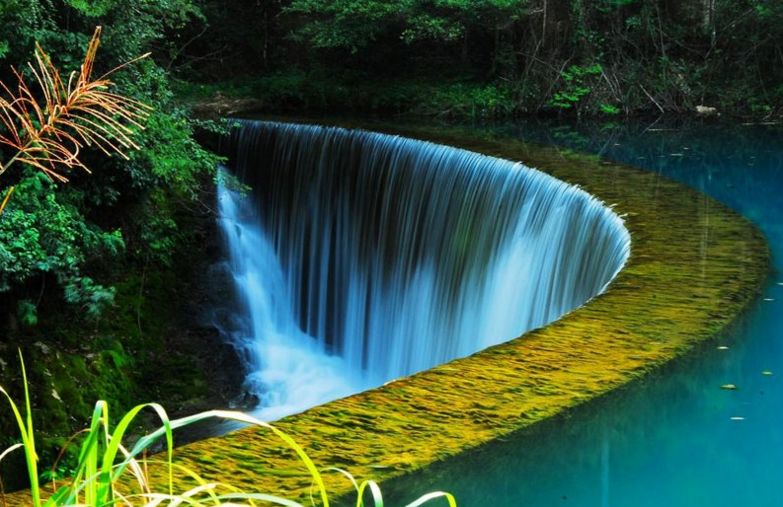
[763, 298, 775, 302]
[762, 371, 774, 376]
[717, 346, 730, 350]
[721, 384, 738, 390]
[730, 416, 745, 421]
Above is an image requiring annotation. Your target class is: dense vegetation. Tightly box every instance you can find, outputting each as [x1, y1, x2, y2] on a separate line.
[0, 0, 227, 486]
[175, 0, 783, 118]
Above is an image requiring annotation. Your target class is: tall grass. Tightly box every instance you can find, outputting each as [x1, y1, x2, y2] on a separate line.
[0, 25, 150, 220]
[0, 26, 151, 183]
[1, 352, 456, 507]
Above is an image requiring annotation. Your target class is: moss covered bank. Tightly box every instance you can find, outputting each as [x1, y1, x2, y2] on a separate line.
[0, 185, 245, 487]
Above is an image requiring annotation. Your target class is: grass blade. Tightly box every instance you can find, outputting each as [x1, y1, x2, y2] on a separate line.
[405, 491, 457, 507]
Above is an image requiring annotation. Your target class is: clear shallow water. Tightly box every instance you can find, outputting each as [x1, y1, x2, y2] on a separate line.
[386, 119, 783, 507]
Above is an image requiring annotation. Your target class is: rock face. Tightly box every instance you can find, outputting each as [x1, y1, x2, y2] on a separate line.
[696, 105, 719, 116]
[151, 185, 248, 416]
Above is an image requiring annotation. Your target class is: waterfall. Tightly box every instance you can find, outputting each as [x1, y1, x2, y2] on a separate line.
[217, 120, 630, 420]
[217, 182, 362, 420]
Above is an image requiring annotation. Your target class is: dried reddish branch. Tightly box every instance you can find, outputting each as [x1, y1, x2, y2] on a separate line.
[0, 26, 152, 184]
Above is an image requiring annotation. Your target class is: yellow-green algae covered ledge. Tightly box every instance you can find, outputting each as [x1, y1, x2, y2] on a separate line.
[11, 121, 771, 504]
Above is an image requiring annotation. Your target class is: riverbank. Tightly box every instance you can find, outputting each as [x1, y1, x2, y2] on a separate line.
[174, 76, 783, 122]
[0, 178, 246, 489]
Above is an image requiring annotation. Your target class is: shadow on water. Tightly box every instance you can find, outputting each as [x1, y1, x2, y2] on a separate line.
[382, 118, 783, 507]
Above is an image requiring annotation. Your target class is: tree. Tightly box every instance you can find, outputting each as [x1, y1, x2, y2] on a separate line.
[0, 3, 224, 486]
[0, 1, 221, 326]
[0, 27, 148, 319]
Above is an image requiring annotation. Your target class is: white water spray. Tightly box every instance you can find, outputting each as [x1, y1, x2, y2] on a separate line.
[217, 121, 630, 420]
[217, 179, 363, 420]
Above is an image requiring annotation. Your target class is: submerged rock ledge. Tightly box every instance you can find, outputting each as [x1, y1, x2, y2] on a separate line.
[8, 122, 769, 504]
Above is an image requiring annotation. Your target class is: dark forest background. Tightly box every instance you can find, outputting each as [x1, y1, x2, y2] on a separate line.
[179, 0, 783, 118]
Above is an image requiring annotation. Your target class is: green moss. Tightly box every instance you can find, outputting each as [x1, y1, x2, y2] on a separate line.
[0, 195, 222, 489]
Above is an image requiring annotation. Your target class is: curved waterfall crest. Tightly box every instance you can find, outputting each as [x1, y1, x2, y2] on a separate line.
[217, 120, 631, 420]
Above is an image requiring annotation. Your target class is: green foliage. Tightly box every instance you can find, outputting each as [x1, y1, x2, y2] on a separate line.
[39, 464, 75, 484]
[131, 111, 220, 198]
[185, 0, 783, 118]
[16, 300, 38, 327]
[401, 13, 464, 44]
[175, 70, 521, 119]
[64, 0, 116, 17]
[1, 363, 457, 506]
[63, 277, 117, 319]
[286, 0, 403, 52]
[286, 0, 528, 52]
[0, 0, 220, 322]
[548, 64, 603, 111]
[137, 191, 180, 265]
[425, 82, 515, 118]
[0, 173, 123, 310]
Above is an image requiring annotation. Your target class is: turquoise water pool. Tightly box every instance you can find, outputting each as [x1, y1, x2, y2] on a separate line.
[387, 119, 782, 507]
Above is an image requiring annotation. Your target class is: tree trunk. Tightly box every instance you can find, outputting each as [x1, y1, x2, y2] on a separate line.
[491, 26, 500, 75]
[701, 0, 714, 32]
[701, 0, 717, 46]
[462, 28, 469, 65]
